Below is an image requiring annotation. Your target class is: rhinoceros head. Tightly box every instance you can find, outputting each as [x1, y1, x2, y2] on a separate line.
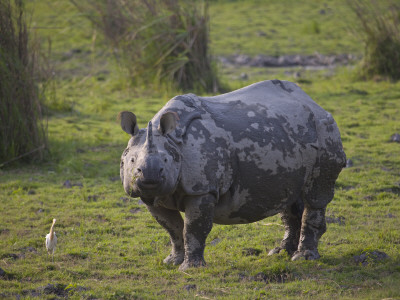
[119, 111, 181, 203]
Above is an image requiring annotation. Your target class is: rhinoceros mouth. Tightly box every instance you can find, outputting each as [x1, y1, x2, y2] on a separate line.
[137, 178, 163, 190]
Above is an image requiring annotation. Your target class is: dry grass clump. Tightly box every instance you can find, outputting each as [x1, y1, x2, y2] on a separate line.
[349, 0, 400, 80]
[0, 0, 47, 165]
[72, 0, 220, 93]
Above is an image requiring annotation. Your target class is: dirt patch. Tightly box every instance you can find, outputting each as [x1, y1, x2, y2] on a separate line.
[326, 215, 346, 225]
[239, 271, 293, 284]
[183, 284, 197, 291]
[210, 238, 221, 246]
[354, 250, 389, 266]
[129, 208, 142, 214]
[377, 186, 400, 196]
[218, 53, 358, 68]
[67, 251, 89, 259]
[63, 180, 83, 188]
[242, 248, 263, 256]
[0, 228, 10, 235]
[1, 253, 19, 260]
[390, 133, 400, 143]
[250, 272, 291, 284]
[0, 267, 15, 280]
[20, 283, 88, 298]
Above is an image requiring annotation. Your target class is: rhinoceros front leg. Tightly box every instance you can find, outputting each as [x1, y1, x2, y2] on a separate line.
[291, 206, 326, 261]
[179, 194, 215, 271]
[146, 204, 184, 265]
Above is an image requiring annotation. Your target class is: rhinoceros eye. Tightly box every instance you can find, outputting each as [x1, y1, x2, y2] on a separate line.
[131, 157, 135, 163]
[164, 158, 168, 163]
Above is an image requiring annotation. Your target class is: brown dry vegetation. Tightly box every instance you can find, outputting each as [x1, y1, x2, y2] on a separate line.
[72, 0, 220, 93]
[0, 0, 47, 165]
[349, 0, 400, 80]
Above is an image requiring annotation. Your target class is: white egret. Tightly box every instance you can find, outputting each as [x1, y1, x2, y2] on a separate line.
[45, 218, 57, 261]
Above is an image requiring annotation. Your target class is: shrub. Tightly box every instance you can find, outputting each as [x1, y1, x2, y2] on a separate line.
[72, 0, 220, 93]
[0, 0, 48, 165]
[348, 0, 400, 80]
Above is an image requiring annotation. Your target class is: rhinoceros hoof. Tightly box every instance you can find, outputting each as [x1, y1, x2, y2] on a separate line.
[291, 250, 320, 261]
[268, 246, 297, 256]
[268, 247, 286, 256]
[163, 253, 184, 265]
[178, 258, 206, 271]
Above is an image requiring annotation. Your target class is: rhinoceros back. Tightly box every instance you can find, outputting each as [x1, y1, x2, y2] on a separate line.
[200, 80, 345, 165]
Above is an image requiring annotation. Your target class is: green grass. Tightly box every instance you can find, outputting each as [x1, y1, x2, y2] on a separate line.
[210, 0, 360, 56]
[0, 0, 400, 299]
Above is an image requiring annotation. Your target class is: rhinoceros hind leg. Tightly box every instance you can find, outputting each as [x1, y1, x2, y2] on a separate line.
[268, 199, 303, 256]
[291, 206, 326, 261]
[146, 204, 185, 266]
[292, 153, 343, 260]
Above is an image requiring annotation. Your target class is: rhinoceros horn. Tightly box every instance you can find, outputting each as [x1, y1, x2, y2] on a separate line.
[145, 121, 157, 153]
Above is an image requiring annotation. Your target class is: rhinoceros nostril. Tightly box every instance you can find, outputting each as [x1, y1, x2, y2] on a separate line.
[136, 168, 142, 174]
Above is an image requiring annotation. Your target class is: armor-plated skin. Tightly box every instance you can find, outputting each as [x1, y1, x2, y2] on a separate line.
[119, 80, 346, 270]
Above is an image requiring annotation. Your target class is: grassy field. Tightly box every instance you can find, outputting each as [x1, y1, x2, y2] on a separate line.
[210, 0, 359, 56]
[1, 0, 400, 299]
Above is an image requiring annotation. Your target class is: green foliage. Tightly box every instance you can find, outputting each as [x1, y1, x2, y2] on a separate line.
[42, 81, 75, 114]
[349, 0, 400, 80]
[72, 0, 220, 93]
[302, 20, 321, 35]
[0, 0, 48, 165]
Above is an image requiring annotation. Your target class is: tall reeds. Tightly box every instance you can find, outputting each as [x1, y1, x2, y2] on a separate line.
[349, 0, 400, 80]
[73, 0, 220, 93]
[0, 0, 47, 165]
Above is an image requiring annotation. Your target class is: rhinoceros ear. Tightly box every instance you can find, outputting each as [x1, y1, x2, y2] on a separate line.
[118, 111, 139, 136]
[158, 111, 179, 135]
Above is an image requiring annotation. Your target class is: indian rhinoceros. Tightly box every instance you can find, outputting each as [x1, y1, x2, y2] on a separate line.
[119, 80, 346, 271]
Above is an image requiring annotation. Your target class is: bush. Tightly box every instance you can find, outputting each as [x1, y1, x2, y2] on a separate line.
[0, 0, 47, 165]
[349, 0, 400, 80]
[72, 0, 220, 93]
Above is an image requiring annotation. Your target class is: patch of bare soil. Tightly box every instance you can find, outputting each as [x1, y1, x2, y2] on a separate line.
[218, 53, 358, 68]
